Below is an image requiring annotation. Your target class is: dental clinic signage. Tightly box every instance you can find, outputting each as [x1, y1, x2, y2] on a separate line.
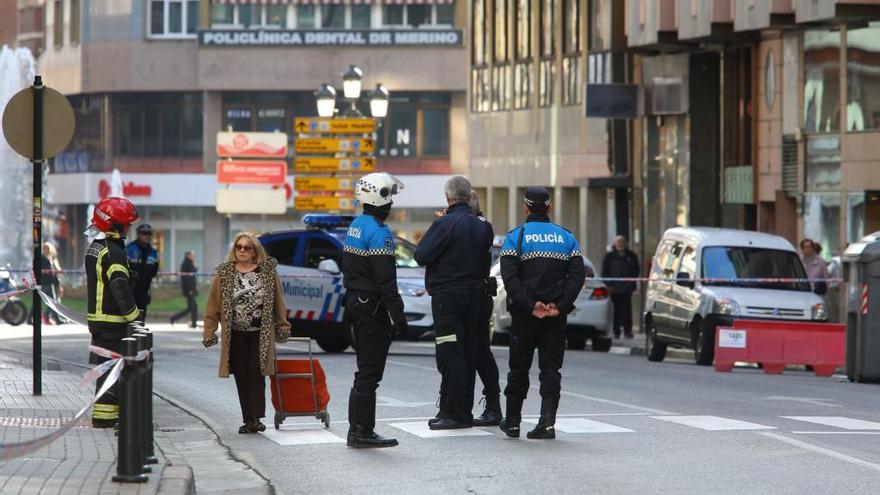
[199, 29, 463, 47]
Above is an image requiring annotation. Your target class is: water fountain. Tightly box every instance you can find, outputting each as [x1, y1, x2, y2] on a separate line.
[0, 45, 37, 272]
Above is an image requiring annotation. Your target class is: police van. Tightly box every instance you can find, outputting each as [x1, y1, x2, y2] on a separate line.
[259, 215, 433, 353]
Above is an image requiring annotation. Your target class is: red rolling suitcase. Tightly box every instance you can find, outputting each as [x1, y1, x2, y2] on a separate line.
[270, 337, 331, 429]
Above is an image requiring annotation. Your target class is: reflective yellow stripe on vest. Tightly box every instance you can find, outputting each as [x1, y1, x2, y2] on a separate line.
[106, 263, 128, 278]
[92, 403, 119, 420]
[89, 248, 108, 323]
[435, 334, 458, 344]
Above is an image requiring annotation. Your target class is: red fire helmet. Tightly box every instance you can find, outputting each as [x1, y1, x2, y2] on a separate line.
[92, 197, 140, 233]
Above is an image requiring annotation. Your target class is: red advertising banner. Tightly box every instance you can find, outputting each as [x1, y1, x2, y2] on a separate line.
[216, 132, 288, 158]
[217, 160, 287, 185]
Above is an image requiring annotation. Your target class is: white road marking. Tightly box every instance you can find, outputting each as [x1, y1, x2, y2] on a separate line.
[376, 396, 435, 408]
[547, 418, 634, 434]
[388, 421, 493, 438]
[260, 426, 345, 446]
[651, 415, 776, 431]
[760, 432, 880, 473]
[764, 396, 841, 408]
[791, 431, 880, 435]
[782, 416, 880, 430]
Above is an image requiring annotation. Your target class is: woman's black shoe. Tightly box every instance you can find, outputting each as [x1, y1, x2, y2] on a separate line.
[250, 420, 266, 433]
[238, 423, 251, 434]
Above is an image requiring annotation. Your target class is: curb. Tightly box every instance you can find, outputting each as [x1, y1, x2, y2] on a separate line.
[158, 466, 195, 495]
[609, 343, 692, 360]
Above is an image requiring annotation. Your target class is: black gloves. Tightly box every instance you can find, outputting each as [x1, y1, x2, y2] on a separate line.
[393, 316, 409, 339]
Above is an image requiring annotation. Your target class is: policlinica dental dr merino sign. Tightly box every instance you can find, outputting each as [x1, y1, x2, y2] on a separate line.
[199, 30, 463, 47]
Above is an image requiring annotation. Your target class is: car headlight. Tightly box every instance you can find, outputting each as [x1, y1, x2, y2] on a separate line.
[713, 298, 741, 316]
[397, 282, 426, 297]
[812, 303, 827, 321]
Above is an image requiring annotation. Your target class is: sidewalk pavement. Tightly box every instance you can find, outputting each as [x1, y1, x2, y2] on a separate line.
[0, 351, 270, 495]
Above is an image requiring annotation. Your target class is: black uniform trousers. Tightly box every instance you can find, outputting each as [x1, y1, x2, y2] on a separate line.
[505, 311, 566, 400]
[432, 288, 480, 423]
[474, 293, 500, 398]
[89, 325, 127, 422]
[230, 330, 265, 423]
[610, 293, 633, 337]
[134, 290, 150, 323]
[171, 292, 198, 327]
[347, 294, 393, 430]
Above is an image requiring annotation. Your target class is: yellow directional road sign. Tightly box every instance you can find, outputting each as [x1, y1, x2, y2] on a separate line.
[294, 177, 355, 192]
[294, 196, 355, 211]
[294, 156, 375, 173]
[294, 137, 375, 154]
[294, 118, 376, 134]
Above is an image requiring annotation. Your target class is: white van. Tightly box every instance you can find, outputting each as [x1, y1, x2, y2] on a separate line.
[644, 227, 826, 365]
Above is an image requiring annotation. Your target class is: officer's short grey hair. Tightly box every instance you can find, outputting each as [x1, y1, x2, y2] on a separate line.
[468, 190, 481, 213]
[444, 176, 472, 204]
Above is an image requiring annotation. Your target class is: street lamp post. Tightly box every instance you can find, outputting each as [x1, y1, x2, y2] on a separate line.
[314, 83, 337, 118]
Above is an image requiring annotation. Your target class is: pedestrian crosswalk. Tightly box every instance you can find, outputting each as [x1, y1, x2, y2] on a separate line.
[258, 414, 880, 446]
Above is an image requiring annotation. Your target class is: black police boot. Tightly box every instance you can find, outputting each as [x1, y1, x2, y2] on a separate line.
[346, 389, 398, 449]
[527, 396, 559, 440]
[428, 390, 449, 427]
[499, 397, 523, 438]
[473, 395, 502, 427]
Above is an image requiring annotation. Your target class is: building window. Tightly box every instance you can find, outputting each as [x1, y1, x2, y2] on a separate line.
[53, 0, 62, 48]
[113, 93, 203, 163]
[846, 21, 880, 131]
[352, 5, 372, 28]
[211, 4, 234, 25]
[492, 0, 513, 111]
[561, 0, 582, 106]
[539, 0, 556, 108]
[297, 5, 316, 28]
[148, 0, 199, 38]
[588, 0, 611, 51]
[322, 5, 345, 28]
[803, 29, 841, 133]
[513, 0, 532, 110]
[471, 0, 491, 113]
[381, 3, 455, 28]
[70, 0, 80, 44]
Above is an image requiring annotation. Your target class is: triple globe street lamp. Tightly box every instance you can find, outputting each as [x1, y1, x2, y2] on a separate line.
[314, 65, 389, 120]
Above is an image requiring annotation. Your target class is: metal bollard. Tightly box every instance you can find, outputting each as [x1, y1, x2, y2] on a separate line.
[112, 337, 148, 483]
[132, 333, 152, 474]
[136, 331, 158, 465]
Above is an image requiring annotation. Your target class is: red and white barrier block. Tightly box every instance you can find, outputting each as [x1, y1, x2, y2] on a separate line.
[714, 319, 845, 377]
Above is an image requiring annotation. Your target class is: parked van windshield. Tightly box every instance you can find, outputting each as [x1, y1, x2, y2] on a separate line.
[701, 247, 810, 292]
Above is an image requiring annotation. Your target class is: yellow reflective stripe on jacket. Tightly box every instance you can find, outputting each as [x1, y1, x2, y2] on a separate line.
[88, 313, 134, 323]
[122, 307, 139, 322]
[93, 403, 119, 420]
[435, 334, 458, 344]
[106, 263, 128, 278]
[92, 248, 108, 321]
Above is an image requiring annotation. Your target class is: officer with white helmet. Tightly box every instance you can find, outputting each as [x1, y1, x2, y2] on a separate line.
[342, 172, 408, 448]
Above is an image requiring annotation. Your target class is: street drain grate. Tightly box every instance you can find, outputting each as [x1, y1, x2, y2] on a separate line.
[158, 427, 186, 433]
[0, 417, 90, 428]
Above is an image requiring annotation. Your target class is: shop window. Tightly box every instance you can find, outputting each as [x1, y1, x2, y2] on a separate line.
[322, 5, 345, 28]
[257, 108, 286, 132]
[846, 21, 880, 131]
[376, 94, 451, 159]
[803, 29, 841, 133]
[224, 108, 252, 132]
[423, 109, 450, 156]
[351, 5, 372, 28]
[385, 104, 417, 158]
[297, 5, 316, 28]
[113, 93, 203, 160]
[803, 193, 841, 259]
[53, 0, 62, 47]
[148, 0, 198, 38]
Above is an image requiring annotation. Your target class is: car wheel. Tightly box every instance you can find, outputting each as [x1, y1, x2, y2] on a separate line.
[567, 336, 587, 350]
[692, 318, 714, 366]
[591, 337, 612, 352]
[2, 301, 28, 326]
[315, 334, 349, 353]
[645, 317, 667, 362]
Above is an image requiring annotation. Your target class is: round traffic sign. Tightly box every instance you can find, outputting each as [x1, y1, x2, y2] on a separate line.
[2, 85, 75, 160]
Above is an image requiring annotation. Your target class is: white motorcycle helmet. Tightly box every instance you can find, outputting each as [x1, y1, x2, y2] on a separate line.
[355, 172, 404, 207]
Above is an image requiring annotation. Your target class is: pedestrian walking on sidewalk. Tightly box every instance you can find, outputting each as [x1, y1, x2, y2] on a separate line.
[602, 236, 640, 339]
[342, 173, 408, 448]
[170, 251, 199, 328]
[85, 197, 143, 428]
[498, 187, 586, 440]
[800, 238, 829, 295]
[202, 233, 291, 435]
[415, 176, 494, 431]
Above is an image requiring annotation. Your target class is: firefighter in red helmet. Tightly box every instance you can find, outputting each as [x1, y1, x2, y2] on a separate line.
[86, 197, 142, 428]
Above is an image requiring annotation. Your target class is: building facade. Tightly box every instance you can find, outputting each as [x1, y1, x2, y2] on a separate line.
[30, 0, 467, 269]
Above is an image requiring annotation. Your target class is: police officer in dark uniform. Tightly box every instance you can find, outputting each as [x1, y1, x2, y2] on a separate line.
[127, 223, 159, 322]
[342, 172, 409, 448]
[414, 176, 494, 430]
[498, 187, 586, 439]
[86, 197, 142, 428]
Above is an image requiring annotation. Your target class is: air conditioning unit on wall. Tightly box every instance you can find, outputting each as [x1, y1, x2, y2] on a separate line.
[648, 77, 686, 115]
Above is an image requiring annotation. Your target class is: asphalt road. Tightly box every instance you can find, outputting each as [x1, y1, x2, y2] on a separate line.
[2, 322, 880, 495]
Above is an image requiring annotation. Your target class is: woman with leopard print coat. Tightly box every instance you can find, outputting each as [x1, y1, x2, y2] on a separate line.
[203, 232, 291, 434]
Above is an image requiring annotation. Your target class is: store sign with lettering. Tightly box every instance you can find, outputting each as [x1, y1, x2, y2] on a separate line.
[98, 179, 152, 199]
[199, 29, 463, 47]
